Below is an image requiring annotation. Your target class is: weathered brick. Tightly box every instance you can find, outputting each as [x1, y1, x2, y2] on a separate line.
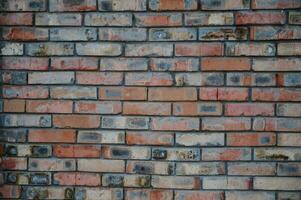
[277, 163, 301, 176]
[200, 87, 249, 101]
[53, 115, 100, 128]
[77, 130, 125, 144]
[203, 176, 251, 190]
[78, 159, 124, 172]
[1, 114, 51, 127]
[51, 86, 97, 99]
[227, 132, 276, 146]
[28, 129, 76, 143]
[176, 162, 225, 175]
[126, 43, 173, 57]
[76, 43, 122, 56]
[278, 193, 301, 200]
[75, 101, 121, 114]
[277, 103, 301, 116]
[151, 117, 199, 131]
[278, 133, 301, 146]
[0, 0, 46, 11]
[99, 28, 147, 41]
[21, 186, 72, 199]
[1, 27, 48, 41]
[149, 28, 197, 41]
[76, 72, 122, 85]
[252, 88, 301, 101]
[1, 71, 27, 85]
[0, 157, 27, 170]
[99, 87, 147, 100]
[200, 0, 250, 10]
[252, 0, 301, 9]
[254, 148, 301, 161]
[85, 13, 132, 26]
[126, 131, 174, 146]
[135, 13, 182, 27]
[53, 144, 101, 158]
[173, 102, 222, 116]
[26, 43, 74, 56]
[199, 27, 248, 41]
[3, 100, 25, 112]
[236, 11, 285, 25]
[175, 73, 224, 86]
[253, 58, 301, 71]
[75, 188, 123, 200]
[152, 176, 200, 189]
[226, 42, 275, 56]
[254, 118, 301, 132]
[278, 43, 301, 55]
[126, 189, 173, 200]
[0, 129, 27, 143]
[226, 73, 276, 86]
[175, 191, 224, 200]
[1, 57, 48, 70]
[102, 116, 149, 130]
[101, 58, 148, 71]
[254, 177, 301, 190]
[102, 174, 150, 187]
[226, 191, 275, 200]
[228, 162, 276, 175]
[51, 57, 98, 71]
[0, 13, 32, 25]
[54, 172, 100, 186]
[150, 58, 199, 71]
[29, 158, 75, 171]
[0, 185, 21, 199]
[152, 147, 200, 161]
[28, 72, 74, 84]
[125, 72, 173, 86]
[202, 57, 251, 71]
[202, 148, 251, 161]
[185, 12, 234, 26]
[123, 102, 171, 115]
[175, 43, 223, 56]
[149, 88, 197, 101]
[49, 0, 97, 11]
[202, 117, 251, 131]
[50, 28, 97, 41]
[0, 42, 23, 55]
[289, 11, 301, 24]
[251, 26, 301, 40]
[102, 145, 150, 160]
[98, 0, 146, 11]
[176, 132, 224, 146]
[149, 0, 198, 11]
[225, 103, 274, 116]
[35, 13, 82, 26]
[26, 100, 73, 113]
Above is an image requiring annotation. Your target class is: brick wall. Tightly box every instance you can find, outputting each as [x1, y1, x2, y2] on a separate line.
[1, 0, 301, 199]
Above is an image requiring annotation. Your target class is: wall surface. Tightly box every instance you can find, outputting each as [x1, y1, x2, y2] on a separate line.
[1, 0, 301, 199]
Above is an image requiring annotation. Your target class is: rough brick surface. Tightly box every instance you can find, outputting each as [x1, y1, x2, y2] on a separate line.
[1, 0, 301, 199]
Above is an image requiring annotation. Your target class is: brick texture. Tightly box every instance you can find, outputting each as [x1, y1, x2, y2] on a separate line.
[1, 0, 301, 199]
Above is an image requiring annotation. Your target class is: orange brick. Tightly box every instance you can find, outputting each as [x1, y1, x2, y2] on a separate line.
[26, 100, 73, 113]
[28, 129, 76, 143]
[53, 172, 101, 186]
[53, 115, 100, 128]
[53, 144, 101, 158]
[3, 99, 25, 112]
[201, 57, 251, 71]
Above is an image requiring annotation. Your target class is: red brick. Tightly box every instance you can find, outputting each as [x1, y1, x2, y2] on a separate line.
[149, 88, 197, 101]
[135, 13, 182, 27]
[26, 100, 73, 113]
[126, 189, 173, 200]
[1, 57, 48, 70]
[76, 72, 123, 85]
[53, 115, 100, 128]
[99, 87, 147, 100]
[0, 157, 27, 170]
[201, 57, 251, 71]
[227, 133, 276, 146]
[3, 99, 25, 112]
[0, 185, 21, 199]
[175, 43, 224, 56]
[236, 11, 286, 25]
[252, 88, 301, 101]
[175, 191, 224, 200]
[0, 13, 32, 25]
[199, 87, 249, 101]
[28, 129, 76, 143]
[51, 57, 98, 70]
[225, 103, 274, 116]
[2, 86, 49, 99]
[1, 27, 48, 41]
[53, 144, 101, 158]
[126, 131, 174, 146]
[54, 172, 100, 186]
[173, 102, 222, 116]
[123, 102, 171, 115]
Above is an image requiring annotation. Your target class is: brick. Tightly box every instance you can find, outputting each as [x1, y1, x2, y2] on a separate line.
[127, 161, 174, 175]
[228, 162, 276, 176]
[236, 11, 285, 25]
[149, 0, 198, 11]
[35, 13, 82, 26]
[26, 100, 72, 113]
[254, 177, 301, 190]
[149, 88, 197, 101]
[227, 73, 276, 86]
[49, 0, 97, 11]
[76, 43, 122, 56]
[75, 101, 121, 114]
[1, 114, 51, 127]
[226, 42, 275, 56]
[254, 118, 301, 132]
[51, 86, 97, 99]
[53, 115, 100, 128]
[176, 162, 225, 175]
[99, 87, 147, 100]
[101, 58, 147, 71]
[277, 163, 301, 176]
[289, 12, 301, 24]
[3, 100, 25, 112]
[53, 144, 101, 158]
[252, 0, 301, 9]
[173, 102, 222, 116]
[1, 71, 27, 85]
[76, 72, 122, 85]
[0, 129, 27, 143]
[200, 87, 249, 101]
[0, 185, 21, 199]
[51, 57, 98, 71]
[135, 13, 182, 27]
[28, 129, 76, 143]
[123, 102, 171, 115]
[102, 174, 150, 187]
[152, 147, 200, 161]
[1, 27, 48, 41]
[0, 157, 27, 170]
[227, 132, 276, 146]
[149, 28, 197, 41]
[226, 191, 275, 200]
[152, 176, 200, 189]
[54, 172, 100, 186]
[175, 43, 223, 56]
[28, 72, 74, 84]
[22, 186, 71, 199]
[78, 159, 124, 172]
[202, 148, 251, 161]
[175, 191, 224, 200]
[0, 13, 32, 25]
[150, 58, 198, 72]
[0, 0, 46, 11]
[278, 193, 301, 200]
[77, 130, 125, 144]
[126, 131, 174, 146]
[102, 116, 149, 130]
[0, 42, 23, 55]
[99, 28, 147, 41]
[254, 148, 301, 161]
[202, 57, 251, 71]
[251, 26, 301, 40]
[203, 177, 251, 190]
[125, 72, 173, 86]
[50, 28, 97, 41]
[85, 13, 132, 26]
[202, 117, 251, 131]
[278, 43, 301, 55]
[176, 133, 224, 146]
[151, 117, 199, 131]
[278, 133, 301, 146]
[200, 0, 250, 10]
[99, 0, 146, 11]
[75, 188, 123, 200]
[225, 103, 274, 116]
[199, 27, 248, 41]
[1, 57, 48, 70]
[126, 43, 173, 57]
[102, 145, 150, 160]
[185, 13, 234, 26]
[126, 189, 173, 200]
[26, 43, 74, 56]
[277, 103, 301, 116]
[175, 73, 224, 86]
[252, 88, 301, 101]
[29, 158, 75, 171]
[253, 58, 301, 71]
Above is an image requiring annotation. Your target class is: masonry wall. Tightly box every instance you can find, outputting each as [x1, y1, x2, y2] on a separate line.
[1, 0, 301, 199]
